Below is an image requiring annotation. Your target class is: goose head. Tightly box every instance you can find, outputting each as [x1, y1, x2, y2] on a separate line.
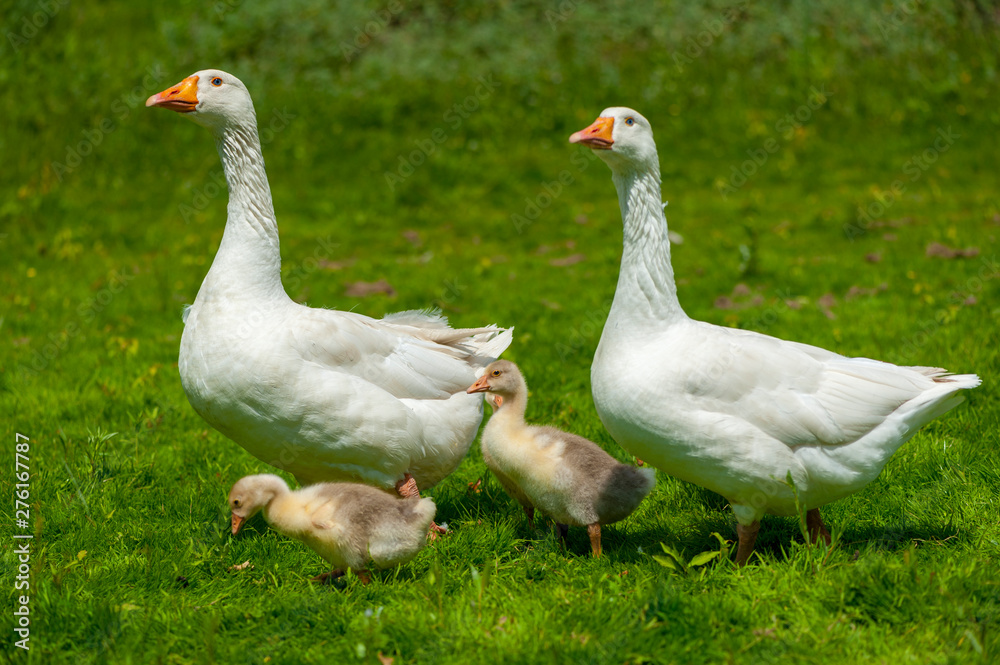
[146, 69, 255, 130]
[227, 474, 288, 535]
[569, 107, 658, 172]
[466, 359, 526, 409]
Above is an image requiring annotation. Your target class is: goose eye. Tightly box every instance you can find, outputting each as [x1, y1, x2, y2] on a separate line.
[491, 370, 501, 377]
[212, 77, 223, 87]
[233, 499, 241, 508]
[625, 117, 635, 126]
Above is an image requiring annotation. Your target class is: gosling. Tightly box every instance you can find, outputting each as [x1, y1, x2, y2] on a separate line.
[467, 360, 655, 557]
[228, 474, 435, 584]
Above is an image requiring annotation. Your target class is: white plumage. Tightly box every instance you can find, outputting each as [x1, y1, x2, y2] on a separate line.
[147, 70, 511, 494]
[570, 107, 980, 563]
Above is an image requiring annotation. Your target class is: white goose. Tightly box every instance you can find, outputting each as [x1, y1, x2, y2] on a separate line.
[570, 108, 980, 564]
[146, 70, 511, 508]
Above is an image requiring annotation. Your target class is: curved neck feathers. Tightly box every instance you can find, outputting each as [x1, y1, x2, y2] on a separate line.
[607, 163, 686, 327]
[202, 120, 284, 300]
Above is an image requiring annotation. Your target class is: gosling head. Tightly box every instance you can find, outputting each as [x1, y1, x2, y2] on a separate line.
[569, 107, 658, 172]
[466, 360, 527, 409]
[227, 474, 287, 535]
[146, 69, 256, 131]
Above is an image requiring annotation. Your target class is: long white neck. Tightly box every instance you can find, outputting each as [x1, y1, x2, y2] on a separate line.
[606, 163, 686, 330]
[200, 119, 285, 302]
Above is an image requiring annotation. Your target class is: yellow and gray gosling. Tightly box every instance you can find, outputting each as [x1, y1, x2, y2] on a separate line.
[228, 474, 435, 584]
[467, 361, 655, 557]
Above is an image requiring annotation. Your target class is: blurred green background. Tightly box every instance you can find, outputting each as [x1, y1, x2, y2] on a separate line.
[4, 0, 998, 384]
[2, 1, 999, 663]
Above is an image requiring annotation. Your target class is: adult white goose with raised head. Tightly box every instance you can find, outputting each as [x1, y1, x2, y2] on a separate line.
[146, 70, 511, 508]
[570, 107, 979, 564]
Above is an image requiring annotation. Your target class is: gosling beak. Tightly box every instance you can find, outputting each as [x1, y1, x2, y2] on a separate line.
[231, 513, 245, 535]
[467, 375, 491, 394]
[569, 116, 614, 149]
[146, 75, 199, 113]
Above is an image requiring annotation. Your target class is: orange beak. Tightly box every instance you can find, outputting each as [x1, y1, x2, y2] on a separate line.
[467, 375, 491, 394]
[146, 75, 200, 113]
[231, 513, 245, 535]
[569, 116, 614, 149]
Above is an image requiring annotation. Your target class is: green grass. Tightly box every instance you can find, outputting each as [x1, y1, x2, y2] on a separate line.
[2, 1, 1000, 663]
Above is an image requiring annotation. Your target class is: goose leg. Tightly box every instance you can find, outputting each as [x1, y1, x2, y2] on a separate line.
[395, 473, 448, 537]
[556, 523, 569, 550]
[311, 569, 345, 584]
[587, 523, 602, 558]
[355, 569, 372, 586]
[734, 521, 760, 566]
[395, 473, 420, 498]
[806, 508, 832, 546]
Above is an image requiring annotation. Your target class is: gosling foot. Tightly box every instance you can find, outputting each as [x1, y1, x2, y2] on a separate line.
[311, 569, 345, 584]
[587, 523, 602, 558]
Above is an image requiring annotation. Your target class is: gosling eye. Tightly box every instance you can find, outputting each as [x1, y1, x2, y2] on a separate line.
[211, 77, 223, 87]
[491, 370, 501, 377]
[232, 499, 241, 508]
[625, 117, 635, 126]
